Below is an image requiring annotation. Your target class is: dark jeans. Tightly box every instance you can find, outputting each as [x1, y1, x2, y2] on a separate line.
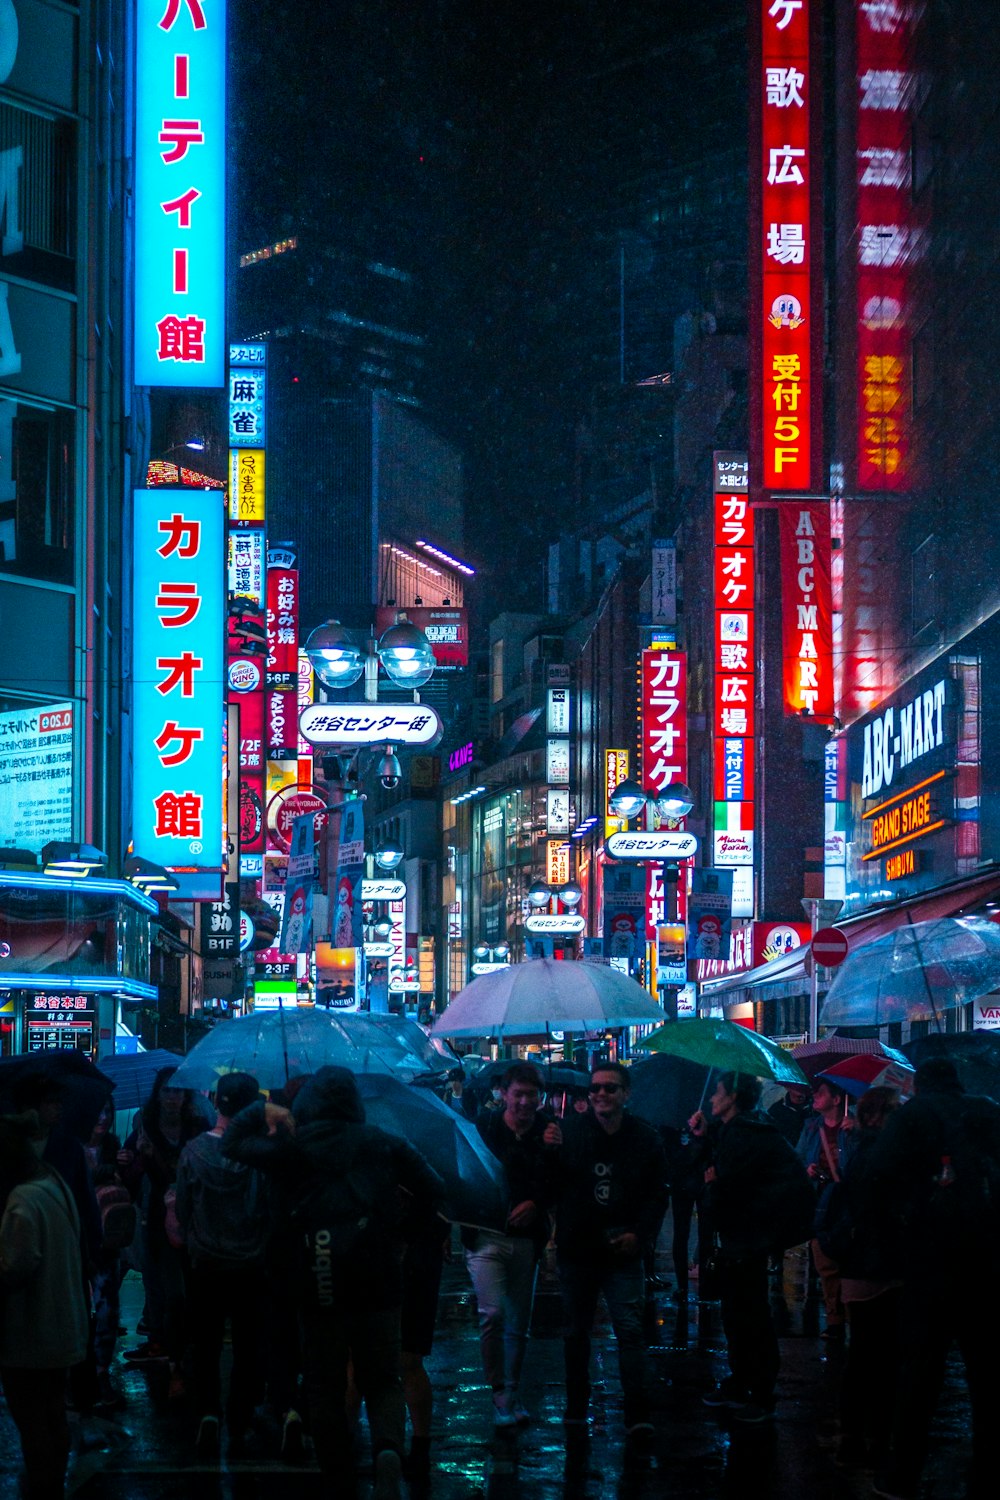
[841, 1288, 900, 1458]
[300, 1297, 404, 1480]
[558, 1255, 651, 1425]
[188, 1258, 263, 1427]
[884, 1273, 999, 1499]
[1, 1365, 71, 1499]
[670, 1192, 710, 1293]
[717, 1249, 779, 1407]
[144, 1231, 187, 1361]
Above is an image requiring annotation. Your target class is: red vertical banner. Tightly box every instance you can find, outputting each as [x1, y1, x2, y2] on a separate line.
[640, 649, 687, 796]
[266, 567, 299, 686]
[779, 500, 833, 718]
[755, 0, 821, 495]
[855, 0, 914, 491]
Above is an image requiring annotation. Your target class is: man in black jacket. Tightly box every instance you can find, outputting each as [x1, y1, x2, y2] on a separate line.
[465, 1062, 558, 1429]
[223, 1066, 442, 1500]
[550, 1062, 667, 1436]
[691, 1071, 811, 1425]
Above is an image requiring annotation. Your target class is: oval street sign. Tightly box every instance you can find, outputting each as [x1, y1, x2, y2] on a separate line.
[471, 961, 510, 975]
[363, 941, 394, 958]
[298, 702, 443, 747]
[812, 926, 850, 967]
[524, 912, 586, 935]
[388, 975, 422, 992]
[605, 829, 699, 861]
[361, 878, 406, 901]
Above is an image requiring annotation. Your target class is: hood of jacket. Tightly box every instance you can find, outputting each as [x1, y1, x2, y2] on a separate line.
[292, 1066, 366, 1127]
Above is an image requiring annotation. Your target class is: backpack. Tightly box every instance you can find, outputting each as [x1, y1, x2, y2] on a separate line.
[290, 1146, 400, 1307]
[920, 1096, 1000, 1246]
[96, 1182, 137, 1251]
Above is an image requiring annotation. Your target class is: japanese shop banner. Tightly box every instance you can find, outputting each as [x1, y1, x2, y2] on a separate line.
[134, 0, 226, 387]
[228, 450, 265, 525]
[778, 500, 833, 718]
[132, 488, 224, 871]
[687, 868, 734, 962]
[228, 346, 266, 448]
[278, 813, 315, 955]
[266, 566, 298, 686]
[640, 649, 687, 795]
[758, 0, 818, 491]
[604, 748, 629, 837]
[332, 800, 365, 952]
[227, 526, 265, 604]
[0, 702, 74, 848]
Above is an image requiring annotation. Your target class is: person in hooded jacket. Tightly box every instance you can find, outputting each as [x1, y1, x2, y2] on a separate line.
[0, 1113, 90, 1500]
[222, 1066, 443, 1500]
[690, 1072, 812, 1425]
[175, 1071, 267, 1459]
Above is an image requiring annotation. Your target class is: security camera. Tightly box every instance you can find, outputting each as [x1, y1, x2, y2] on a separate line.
[378, 750, 402, 790]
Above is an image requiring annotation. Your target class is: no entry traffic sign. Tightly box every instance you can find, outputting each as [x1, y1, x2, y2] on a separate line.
[812, 926, 849, 967]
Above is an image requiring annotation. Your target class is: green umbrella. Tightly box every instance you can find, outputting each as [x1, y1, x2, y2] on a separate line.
[638, 1018, 809, 1086]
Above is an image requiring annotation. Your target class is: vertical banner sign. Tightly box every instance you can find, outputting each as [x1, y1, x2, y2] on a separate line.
[134, 0, 226, 387]
[650, 539, 677, 626]
[297, 649, 314, 788]
[332, 800, 365, 950]
[604, 749, 629, 837]
[778, 500, 833, 718]
[266, 567, 299, 686]
[712, 453, 754, 918]
[855, 1, 914, 490]
[228, 343, 267, 449]
[279, 812, 315, 954]
[640, 649, 687, 797]
[133, 489, 224, 871]
[759, 0, 816, 491]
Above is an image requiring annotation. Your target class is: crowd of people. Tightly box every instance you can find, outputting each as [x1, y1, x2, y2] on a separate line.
[0, 1049, 998, 1500]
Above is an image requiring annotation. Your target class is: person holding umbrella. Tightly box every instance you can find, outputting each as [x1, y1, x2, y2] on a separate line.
[796, 1078, 855, 1342]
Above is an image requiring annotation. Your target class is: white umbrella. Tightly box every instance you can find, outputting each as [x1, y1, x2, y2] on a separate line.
[430, 959, 669, 1040]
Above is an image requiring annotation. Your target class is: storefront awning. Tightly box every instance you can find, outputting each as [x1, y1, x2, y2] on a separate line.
[701, 865, 1000, 1005]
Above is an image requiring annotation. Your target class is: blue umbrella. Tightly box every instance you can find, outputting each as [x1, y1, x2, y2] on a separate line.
[820, 917, 1000, 1029]
[98, 1048, 186, 1112]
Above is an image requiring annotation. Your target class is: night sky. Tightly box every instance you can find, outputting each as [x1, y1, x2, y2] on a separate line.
[232, 0, 748, 607]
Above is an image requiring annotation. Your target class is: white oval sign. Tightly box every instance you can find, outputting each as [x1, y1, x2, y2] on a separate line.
[361, 878, 406, 901]
[524, 912, 586, 935]
[388, 975, 422, 992]
[363, 941, 394, 958]
[605, 830, 699, 861]
[298, 703, 443, 747]
[471, 961, 510, 975]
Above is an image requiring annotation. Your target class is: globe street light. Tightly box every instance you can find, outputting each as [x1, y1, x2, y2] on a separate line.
[559, 879, 583, 909]
[652, 781, 695, 819]
[376, 620, 435, 688]
[375, 837, 405, 871]
[527, 879, 552, 908]
[305, 616, 436, 696]
[304, 620, 364, 689]
[608, 778, 647, 821]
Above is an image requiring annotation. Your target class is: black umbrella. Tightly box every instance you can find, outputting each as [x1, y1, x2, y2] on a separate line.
[903, 1032, 1000, 1101]
[626, 1053, 711, 1133]
[354, 1073, 508, 1231]
[0, 1050, 114, 1141]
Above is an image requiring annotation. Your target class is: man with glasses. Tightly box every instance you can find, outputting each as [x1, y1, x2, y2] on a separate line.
[464, 1063, 558, 1429]
[548, 1062, 667, 1437]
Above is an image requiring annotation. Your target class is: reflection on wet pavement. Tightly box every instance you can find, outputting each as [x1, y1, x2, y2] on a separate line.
[0, 1238, 974, 1499]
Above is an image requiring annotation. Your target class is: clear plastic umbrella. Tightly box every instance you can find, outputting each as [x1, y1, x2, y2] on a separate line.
[430, 958, 669, 1040]
[820, 917, 1000, 1029]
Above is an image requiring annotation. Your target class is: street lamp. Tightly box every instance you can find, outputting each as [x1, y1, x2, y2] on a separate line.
[608, 779, 647, 821]
[374, 837, 405, 871]
[527, 879, 552, 909]
[305, 617, 436, 697]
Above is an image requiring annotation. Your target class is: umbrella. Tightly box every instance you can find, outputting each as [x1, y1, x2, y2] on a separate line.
[347, 1014, 459, 1079]
[0, 1050, 113, 1140]
[431, 959, 669, 1040]
[815, 1053, 915, 1099]
[637, 1018, 809, 1086]
[903, 1032, 1000, 1101]
[819, 917, 1000, 1029]
[791, 1034, 911, 1080]
[169, 1007, 447, 1092]
[355, 1073, 508, 1231]
[96, 1049, 186, 1112]
[626, 1053, 713, 1131]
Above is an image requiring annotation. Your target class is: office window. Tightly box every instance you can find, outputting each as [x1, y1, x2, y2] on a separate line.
[0, 397, 74, 584]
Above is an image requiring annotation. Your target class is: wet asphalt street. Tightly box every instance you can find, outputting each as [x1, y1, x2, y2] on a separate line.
[0, 1234, 975, 1500]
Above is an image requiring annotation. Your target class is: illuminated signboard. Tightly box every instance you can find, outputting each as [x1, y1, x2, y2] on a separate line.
[712, 454, 754, 919]
[604, 749, 629, 837]
[640, 648, 687, 797]
[228, 345, 266, 448]
[863, 775, 947, 864]
[855, 1, 914, 490]
[758, 0, 816, 491]
[229, 449, 265, 525]
[228, 526, 265, 604]
[778, 500, 833, 718]
[134, 0, 226, 387]
[546, 841, 571, 887]
[266, 566, 298, 687]
[0, 702, 74, 847]
[132, 488, 224, 871]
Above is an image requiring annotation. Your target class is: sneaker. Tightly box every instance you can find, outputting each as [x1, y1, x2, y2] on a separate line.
[493, 1394, 519, 1430]
[373, 1447, 403, 1500]
[195, 1414, 220, 1459]
[731, 1403, 775, 1426]
[122, 1340, 167, 1364]
[702, 1382, 749, 1410]
[280, 1408, 305, 1464]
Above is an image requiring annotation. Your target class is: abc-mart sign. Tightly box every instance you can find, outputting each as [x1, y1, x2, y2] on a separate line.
[298, 703, 443, 748]
[605, 830, 699, 861]
[524, 913, 586, 935]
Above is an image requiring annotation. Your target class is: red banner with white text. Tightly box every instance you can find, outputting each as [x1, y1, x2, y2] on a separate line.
[778, 500, 833, 720]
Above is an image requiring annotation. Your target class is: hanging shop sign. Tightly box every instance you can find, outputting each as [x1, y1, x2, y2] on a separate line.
[227, 525, 265, 604]
[266, 565, 298, 687]
[605, 830, 699, 862]
[361, 879, 406, 902]
[265, 787, 327, 856]
[546, 841, 571, 887]
[779, 500, 833, 719]
[298, 703, 443, 748]
[640, 648, 687, 798]
[546, 787, 570, 837]
[604, 749, 630, 837]
[364, 941, 394, 958]
[650, 539, 677, 627]
[228, 344, 266, 448]
[524, 912, 586, 936]
[134, 0, 226, 387]
[228, 449, 265, 525]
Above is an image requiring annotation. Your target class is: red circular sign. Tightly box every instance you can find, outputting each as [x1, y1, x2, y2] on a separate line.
[266, 788, 328, 854]
[812, 927, 849, 967]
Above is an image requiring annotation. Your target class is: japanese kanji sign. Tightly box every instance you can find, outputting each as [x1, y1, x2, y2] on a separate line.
[229, 449, 265, 525]
[266, 566, 298, 687]
[757, 0, 818, 491]
[228, 344, 266, 448]
[779, 500, 833, 718]
[133, 488, 224, 870]
[298, 703, 443, 748]
[134, 0, 225, 387]
[640, 648, 687, 796]
[712, 453, 755, 918]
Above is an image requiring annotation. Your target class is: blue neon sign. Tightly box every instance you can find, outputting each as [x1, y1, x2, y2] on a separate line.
[132, 489, 224, 872]
[134, 0, 226, 387]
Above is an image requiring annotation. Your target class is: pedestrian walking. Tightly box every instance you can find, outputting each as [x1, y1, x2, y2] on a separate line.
[174, 1071, 267, 1459]
[0, 1112, 90, 1500]
[865, 1058, 1000, 1500]
[660, 1123, 710, 1303]
[442, 1067, 478, 1120]
[222, 1066, 442, 1500]
[464, 1062, 558, 1429]
[767, 1082, 813, 1147]
[691, 1072, 813, 1425]
[797, 1078, 854, 1341]
[84, 1102, 133, 1414]
[550, 1061, 667, 1438]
